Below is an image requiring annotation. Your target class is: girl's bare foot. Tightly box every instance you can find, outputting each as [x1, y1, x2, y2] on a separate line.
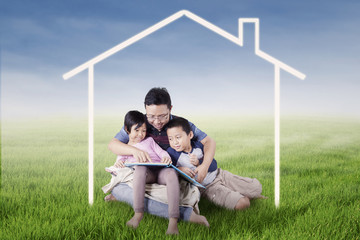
[189, 211, 210, 227]
[166, 218, 179, 235]
[126, 213, 143, 229]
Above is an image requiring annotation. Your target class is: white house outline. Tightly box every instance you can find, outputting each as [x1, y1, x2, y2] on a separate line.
[63, 10, 306, 207]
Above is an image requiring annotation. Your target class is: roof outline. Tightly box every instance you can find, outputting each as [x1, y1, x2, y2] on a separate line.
[63, 10, 305, 80]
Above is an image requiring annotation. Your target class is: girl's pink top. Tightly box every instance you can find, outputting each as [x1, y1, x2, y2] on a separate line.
[116, 137, 170, 163]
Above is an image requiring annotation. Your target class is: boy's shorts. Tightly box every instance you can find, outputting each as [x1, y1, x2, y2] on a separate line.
[200, 168, 262, 209]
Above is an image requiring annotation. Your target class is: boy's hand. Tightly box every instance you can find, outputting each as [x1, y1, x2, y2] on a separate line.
[189, 153, 199, 166]
[114, 160, 125, 168]
[133, 149, 152, 163]
[178, 167, 196, 178]
[161, 156, 172, 165]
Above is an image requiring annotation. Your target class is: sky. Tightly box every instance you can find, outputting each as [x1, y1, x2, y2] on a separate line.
[1, 0, 359, 120]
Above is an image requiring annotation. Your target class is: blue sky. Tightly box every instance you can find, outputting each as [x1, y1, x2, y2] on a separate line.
[1, 0, 359, 119]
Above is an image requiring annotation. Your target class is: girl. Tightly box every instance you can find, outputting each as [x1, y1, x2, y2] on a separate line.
[114, 110, 180, 235]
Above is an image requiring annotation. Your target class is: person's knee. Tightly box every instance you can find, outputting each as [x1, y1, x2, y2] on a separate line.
[162, 169, 178, 185]
[133, 166, 147, 181]
[164, 168, 177, 178]
[234, 197, 250, 210]
[134, 166, 147, 174]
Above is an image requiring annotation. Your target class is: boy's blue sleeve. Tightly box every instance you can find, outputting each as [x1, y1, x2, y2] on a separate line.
[188, 120, 207, 142]
[114, 126, 129, 143]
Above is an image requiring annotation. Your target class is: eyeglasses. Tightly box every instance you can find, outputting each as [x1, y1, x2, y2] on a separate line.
[146, 113, 169, 122]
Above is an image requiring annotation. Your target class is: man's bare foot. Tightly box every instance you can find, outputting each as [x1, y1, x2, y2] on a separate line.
[189, 211, 210, 227]
[126, 213, 143, 229]
[104, 194, 116, 202]
[234, 197, 250, 210]
[166, 218, 179, 235]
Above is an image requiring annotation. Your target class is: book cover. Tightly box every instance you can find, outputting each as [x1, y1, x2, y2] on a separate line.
[124, 162, 206, 188]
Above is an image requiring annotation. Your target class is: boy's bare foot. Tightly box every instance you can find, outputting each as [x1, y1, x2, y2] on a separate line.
[189, 211, 210, 227]
[126, 213, 143, 229]
[104, 194, 116, 202]
[166, 218, 179, 235]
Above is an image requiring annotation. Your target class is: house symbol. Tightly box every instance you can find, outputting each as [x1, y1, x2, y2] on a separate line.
[63, 9, 306, 207]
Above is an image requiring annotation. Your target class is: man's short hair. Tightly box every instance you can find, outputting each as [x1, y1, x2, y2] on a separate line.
[124, 110, 146, 133]
[166, 117, 191, 135]
[144, 87, 172, 109]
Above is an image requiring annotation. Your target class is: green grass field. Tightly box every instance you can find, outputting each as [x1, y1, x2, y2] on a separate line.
[1, 115, 359, 239]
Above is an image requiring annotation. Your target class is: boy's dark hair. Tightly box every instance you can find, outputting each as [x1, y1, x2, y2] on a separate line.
[144, 87, 172, 109]
[124, 110, 146, 133]
[166, 117, 191, 135]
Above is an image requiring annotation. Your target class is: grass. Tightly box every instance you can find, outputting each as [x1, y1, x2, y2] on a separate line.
[1, 115, 359, 239]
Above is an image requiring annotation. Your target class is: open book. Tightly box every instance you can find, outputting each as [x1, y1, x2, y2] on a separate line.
[124, 162, 206, 189]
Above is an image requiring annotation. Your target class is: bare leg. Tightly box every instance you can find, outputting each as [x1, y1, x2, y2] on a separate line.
[158, 168, 180, 234]
[158, 168, 180, 219]
[234, 197, 250, 210]
[127, 166, 156, 229]
[189, 211, 210, 227]
[126, 212, 144, 229]
[166, 217, 179, 235]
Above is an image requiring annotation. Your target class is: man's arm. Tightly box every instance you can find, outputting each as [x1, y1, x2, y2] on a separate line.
[195, 135, 216, 183]
[108, 138, 152, 162]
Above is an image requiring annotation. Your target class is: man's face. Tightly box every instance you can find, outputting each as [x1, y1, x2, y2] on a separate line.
[145, 104, 171, 131]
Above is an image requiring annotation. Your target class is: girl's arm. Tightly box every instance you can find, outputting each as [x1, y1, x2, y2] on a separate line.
[114, 156, 126, 168]
[148, 137, 171, 162]
[108, 138, 152, 163]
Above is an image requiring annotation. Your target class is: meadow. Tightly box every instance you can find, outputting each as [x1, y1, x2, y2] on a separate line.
[1, 115, 359, 239]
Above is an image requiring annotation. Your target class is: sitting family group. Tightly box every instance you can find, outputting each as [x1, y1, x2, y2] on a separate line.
[102, 87, 263, 235]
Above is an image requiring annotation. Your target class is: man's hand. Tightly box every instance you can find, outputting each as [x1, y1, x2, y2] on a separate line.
[194, 164, 209, 183]
[178, 167, 196, 178]
[189, 153, 199, 166]
[161, 156, 172, 165]
[114, 159, 125, 168]
[132, 149, 152, 163]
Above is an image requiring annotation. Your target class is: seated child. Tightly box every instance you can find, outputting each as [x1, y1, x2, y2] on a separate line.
[111, 110, 180, 235]
[166, 117, 263, 210]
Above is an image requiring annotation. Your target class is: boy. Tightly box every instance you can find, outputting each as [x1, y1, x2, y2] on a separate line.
[166, 117, 263, 210]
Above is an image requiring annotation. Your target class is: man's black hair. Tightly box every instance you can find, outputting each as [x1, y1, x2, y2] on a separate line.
[124, 110, 146, 133]
[166, 117, 191, 135]
[144, 87, 172, 109]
